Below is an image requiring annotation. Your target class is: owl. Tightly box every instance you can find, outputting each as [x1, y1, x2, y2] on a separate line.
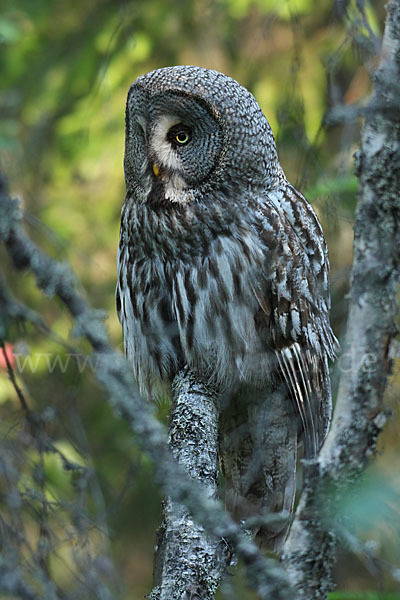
[116, 66, 337, 552]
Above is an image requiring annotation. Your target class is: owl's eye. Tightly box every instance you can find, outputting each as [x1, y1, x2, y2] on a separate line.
[175, 131, 191, 145]
[167, 123, 192, 147]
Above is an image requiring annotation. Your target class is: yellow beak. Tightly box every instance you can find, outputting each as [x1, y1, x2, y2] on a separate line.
[152, 163, 160, 177]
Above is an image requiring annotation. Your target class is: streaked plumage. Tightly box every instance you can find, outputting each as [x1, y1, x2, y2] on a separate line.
[117, 66, 337, 551]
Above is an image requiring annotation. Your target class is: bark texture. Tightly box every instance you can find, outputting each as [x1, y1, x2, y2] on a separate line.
[151, 370, 230, 600]
[281, 2, 400, 597]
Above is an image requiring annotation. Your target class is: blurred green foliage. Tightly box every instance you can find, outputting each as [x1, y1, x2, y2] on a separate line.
[330, 595, 400, 600]
[1, 0, 399, 598]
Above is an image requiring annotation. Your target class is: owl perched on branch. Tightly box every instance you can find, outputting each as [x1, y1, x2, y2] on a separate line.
[117, 66, 337, 551]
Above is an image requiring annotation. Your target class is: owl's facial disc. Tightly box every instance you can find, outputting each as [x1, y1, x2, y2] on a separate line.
[151, 115, 186, 168]
[124, 88, 223, 200]
[148, 93, 222, 193]
[149, 114, 191, 202]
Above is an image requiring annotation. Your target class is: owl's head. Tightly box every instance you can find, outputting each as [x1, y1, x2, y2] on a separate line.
[124, 66, 280, 203]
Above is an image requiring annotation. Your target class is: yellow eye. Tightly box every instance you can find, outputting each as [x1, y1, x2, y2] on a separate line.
[175, 131, 191, 145]
[167, 123, 192, 146]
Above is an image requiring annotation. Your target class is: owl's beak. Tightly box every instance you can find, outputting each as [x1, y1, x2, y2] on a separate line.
[152, 163, 160, 177]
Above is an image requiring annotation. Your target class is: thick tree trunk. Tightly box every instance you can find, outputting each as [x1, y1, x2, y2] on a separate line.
[282, 2, 400, 597]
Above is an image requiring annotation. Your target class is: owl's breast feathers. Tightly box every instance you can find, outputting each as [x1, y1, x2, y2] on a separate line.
[117, 180, 337, 455]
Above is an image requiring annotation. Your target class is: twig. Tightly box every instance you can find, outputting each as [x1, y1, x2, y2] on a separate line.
[0, 339, 30, 414]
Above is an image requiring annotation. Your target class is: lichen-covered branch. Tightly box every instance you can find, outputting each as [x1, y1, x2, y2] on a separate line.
[282, 2, 400, 597]
[151, 370, 230, 599]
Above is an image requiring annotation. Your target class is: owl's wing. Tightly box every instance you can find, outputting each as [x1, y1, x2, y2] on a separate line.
[253, 183, 337, 457]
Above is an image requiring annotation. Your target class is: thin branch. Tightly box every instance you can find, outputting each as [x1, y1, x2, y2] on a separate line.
[0, 339, 30, 414]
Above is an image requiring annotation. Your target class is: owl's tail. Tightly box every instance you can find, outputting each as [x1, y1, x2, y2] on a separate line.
[219, 383, 298, 554]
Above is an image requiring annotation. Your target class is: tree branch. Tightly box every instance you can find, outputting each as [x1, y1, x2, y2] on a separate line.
[151, 370, 230, 599]
[282, 2, 400, 596]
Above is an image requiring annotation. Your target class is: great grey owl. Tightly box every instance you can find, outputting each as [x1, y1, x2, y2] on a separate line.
[116, 66, 337, 551]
